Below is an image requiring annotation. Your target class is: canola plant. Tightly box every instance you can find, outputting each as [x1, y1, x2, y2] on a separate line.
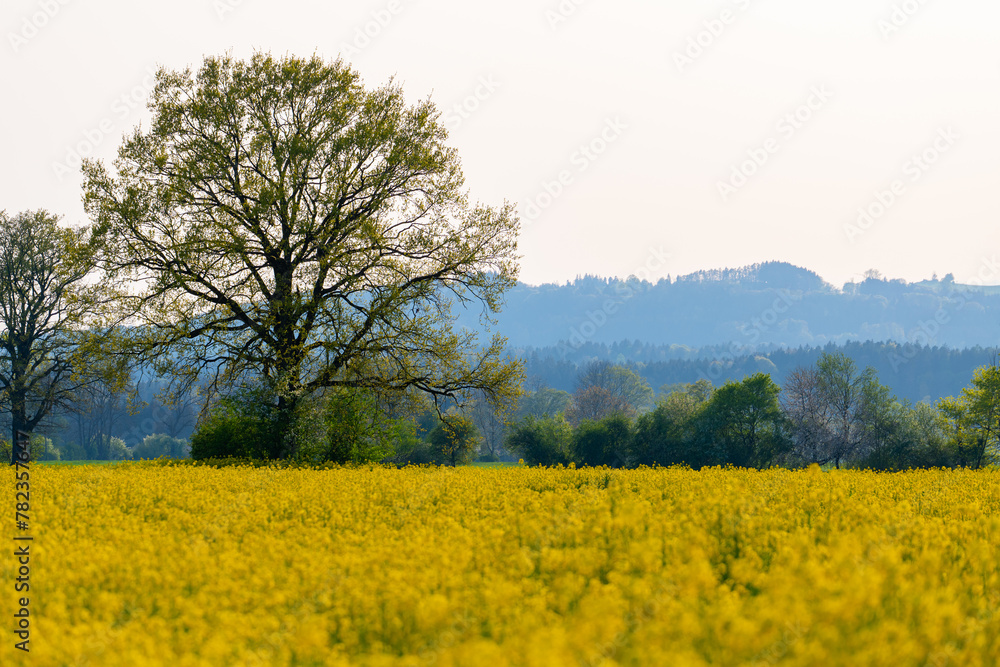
[2, 463, 998, 666]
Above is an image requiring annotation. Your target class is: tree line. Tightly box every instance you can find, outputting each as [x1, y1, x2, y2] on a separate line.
[503, 354, 999, 471]
[518, 340, 995, 405]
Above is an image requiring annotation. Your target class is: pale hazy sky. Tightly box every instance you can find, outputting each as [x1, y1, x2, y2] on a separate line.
[3, 0, 998, 288]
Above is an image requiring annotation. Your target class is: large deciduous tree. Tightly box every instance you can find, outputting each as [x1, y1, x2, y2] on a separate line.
[428, 414, 480, 467]
[698, 373, 790, 469]
[0, 210, 108, 464]
[784, 352, 914, 469]
[938, 361, 1000, 469]
[576, 361, 654, 412]
[566, 361, 653, 425]
[630, 381, 713, 467]
[82, 53, 521, 458]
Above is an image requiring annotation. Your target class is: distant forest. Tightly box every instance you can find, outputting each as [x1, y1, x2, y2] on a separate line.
[517, 340, 995, 405]
[19, 340, 989, 459]
[462, 261, 1000, 351]
[19, 262, 1000, 459]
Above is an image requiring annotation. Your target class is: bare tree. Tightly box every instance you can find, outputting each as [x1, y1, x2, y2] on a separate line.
[518, 387, 572, 420]
[153, 385, 200, 440]
[465, 389, 510, 459]
[68, 378, 130, 459]
[781, 367, 833, 465]
[783, 353, 874, 468]
[565, 385, 635, 426]
[575, 361, 653, 414]
[817, 352, 872, 468]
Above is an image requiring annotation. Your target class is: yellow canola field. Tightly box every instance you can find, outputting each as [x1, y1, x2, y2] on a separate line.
[3, 463, 1000, 666]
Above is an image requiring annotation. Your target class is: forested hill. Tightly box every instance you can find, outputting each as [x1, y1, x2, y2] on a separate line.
[516, 340, 994, 405]
[461, 261, 1000, 350]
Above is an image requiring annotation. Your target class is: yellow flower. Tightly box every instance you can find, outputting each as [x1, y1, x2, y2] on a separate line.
[2, 463, 998, 665]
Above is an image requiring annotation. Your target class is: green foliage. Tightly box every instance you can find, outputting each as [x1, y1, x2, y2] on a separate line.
[132, 433, 190, 460]
[0, 209, 121, 464]
[852, 377, 913, 471]
[631, 381, 713, 467]
[383, 421, 436, 465]
[83, 52, 522, 460]
[428, 415, 480, 467]
[318, 389, 401, 464]
[572, 414, 632, 468]
[59, 441, 88, 461]
[0, 434, 61, 462]
[517, 388, 573, 420]
[903, 402, 955, 468]
[192, 382, 418, 464]
[697, 373, 791, 469]
[103, 436, 130, 461]
[190, 385, 282, 461]
[567, 361, 654, 425]
[505, 414, 573, 467]
[937, 362, 1000, 469]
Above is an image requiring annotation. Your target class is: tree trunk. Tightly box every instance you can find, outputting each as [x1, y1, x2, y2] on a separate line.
[10, 399, 28, 465]
[274, 393, 299, 460]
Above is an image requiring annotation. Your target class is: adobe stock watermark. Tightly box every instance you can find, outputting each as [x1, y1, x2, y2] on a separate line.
[697, 288, 802, 385]
[843, 126, 958, 243]
[51, 65, 158, 182]
[522, 116, 628, 226]
[888, 255, 1000, 372]
[213, 0, 249, 21]
[673, 0, 755, 74]
[442, 75, 501, 132]
[740, 289, 802, 344]
[7, 0, 73, 53]
[564, 246, 671, 349]
[545, 0, 591, 30]
[878, 0, 931, 39]
[339, 0, 405, 58]
[717, 84, 834, 202]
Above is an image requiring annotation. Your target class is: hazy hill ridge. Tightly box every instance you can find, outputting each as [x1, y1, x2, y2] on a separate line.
[466, 261, 1000, 351]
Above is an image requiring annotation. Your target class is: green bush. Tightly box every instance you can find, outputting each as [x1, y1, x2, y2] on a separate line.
[133, 433, 190, 460]
[505, 415, 572, 466]
[59, 441, 87, 461]
[190, 385, 281, 460]
[1, 434, 61, 462]
[630, 382, 712, 468]
[77, 435, 128, 461]
[319, 389, 397, 464]
[106, 436, 130, 461]
[428, 415, 480, 466]
[191, 384, 410, 464]
[383, 421, 435, 465]
[695, 374, 790, 469]
[572, 414, 632, 468]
